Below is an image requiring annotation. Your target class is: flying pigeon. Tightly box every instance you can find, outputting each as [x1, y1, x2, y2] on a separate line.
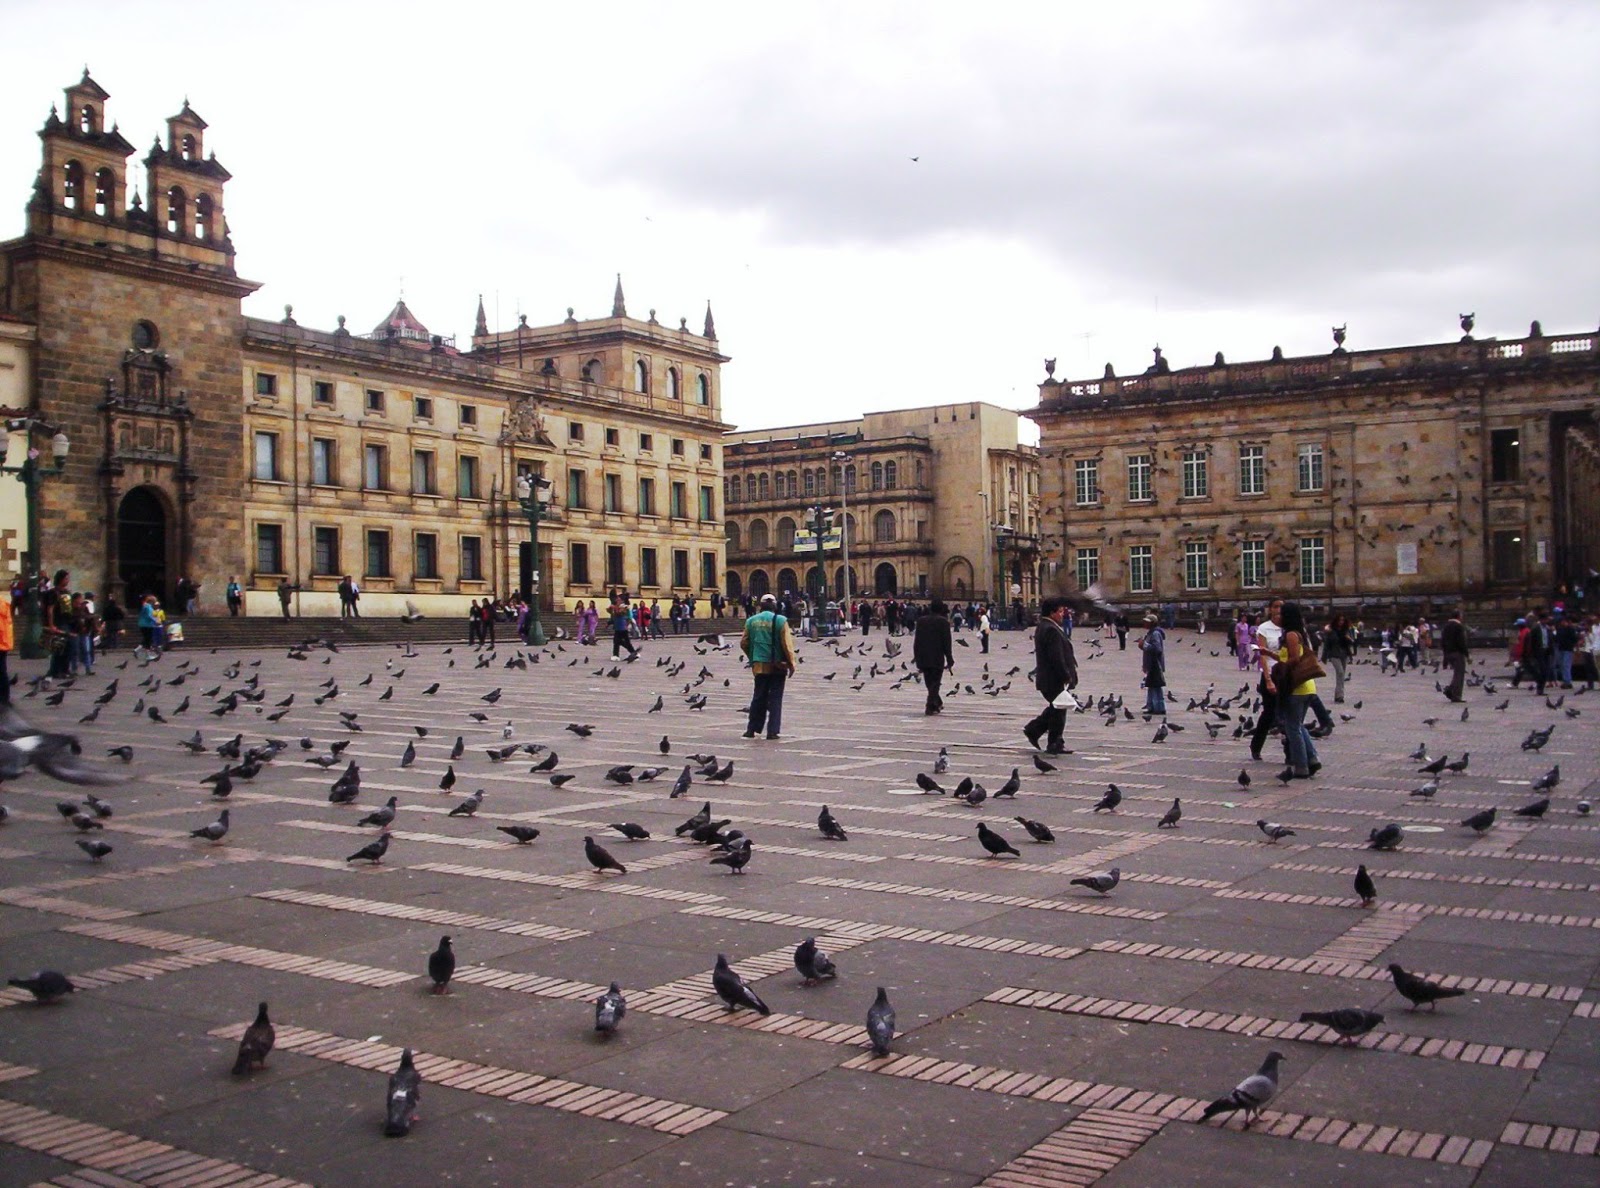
[1201, 1050, 1285, 1126]
[427, 936, 455, 994]
[866, 986, 896, 1056]
[712, 953, 770, 1014]
[594, 982, 626, 1035]
[383, 1048, 422, 1136]
[1388, 963, 1466, 1011]
[1069, 867, 1120, 895]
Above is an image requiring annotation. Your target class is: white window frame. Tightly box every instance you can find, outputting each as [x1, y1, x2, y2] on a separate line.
[1238, 444, 1265, 497]
[1181, 451, 1209, 499]
[1299, 536, 1326, 587]
[1075, 547, 1100, 589]
[1127, 453, 1152, 503]
[1240, 539, 1266, 589]
[1128, 545, 1153, 594]
[1074, 459, 1100, 507]
[1184, 540, 1210, 590]
[1297, 443, 1325, 493]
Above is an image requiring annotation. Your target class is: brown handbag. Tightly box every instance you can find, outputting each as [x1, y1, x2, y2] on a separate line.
[1272, 634, 1325, 688]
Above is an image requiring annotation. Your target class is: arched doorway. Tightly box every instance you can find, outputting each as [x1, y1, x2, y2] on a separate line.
[776, 567, 798, 596]
[749, 569, 770, 598]
[118, 487, 170, 606]
[725, 571, 743, 600]
[874, 562, 898, 595]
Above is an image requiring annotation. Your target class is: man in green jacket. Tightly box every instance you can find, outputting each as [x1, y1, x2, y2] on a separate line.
[741, 593, 798, 740]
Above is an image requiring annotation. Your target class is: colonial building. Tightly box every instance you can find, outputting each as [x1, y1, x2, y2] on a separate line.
[722, 403, 1041, 608]
[1028, 322, 1600, 617]
[0, 72, 729, 617]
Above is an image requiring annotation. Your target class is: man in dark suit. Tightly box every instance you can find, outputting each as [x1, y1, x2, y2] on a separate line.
[1024, 596, 1077, 753]
[1440, 607, 1470, 702]
[912, 599, 954, 715]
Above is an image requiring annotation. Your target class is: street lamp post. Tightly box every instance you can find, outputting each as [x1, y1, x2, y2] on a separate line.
[994, 524, 1015, 626]
[832, 451, 851, 623]
[1, 420, 70, 660]
[806, 501, 832, 640]
[514, 472, 553, 646]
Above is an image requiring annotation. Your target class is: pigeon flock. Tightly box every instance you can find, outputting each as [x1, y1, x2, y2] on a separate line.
[0, 614, 1593, 1169]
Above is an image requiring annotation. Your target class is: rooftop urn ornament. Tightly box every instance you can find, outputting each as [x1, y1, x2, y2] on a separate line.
[1460, 312, 1475, 340]
[1528, 320, 1543, 338]
[1332, 324, 1347, 353]
[334, 315, 348, 336]
[1146, 345, 1170, 375]
[282, 304, 295, 325]
[1043, 358, 1056, 379]
[1103, 362, 1116, 379]
[1214, 351, 1226, 366]
[1271, 345, 1284, 361]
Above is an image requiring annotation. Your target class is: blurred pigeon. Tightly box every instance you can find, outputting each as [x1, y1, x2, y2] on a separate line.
[383, 1048, 422, 1136]
[866, 986, 896, 1056]
[1532, 765, 1560, 792]
[676, 802, 712, 836]
[712, 953, 770, 1014]
[976, 822, 1019, 857]
[609, 822, 650, 840]
[1069, 867, 1120, 895]
[585, 836, 627, 874]
[1015, 816, 1055, 843]
[76, 838, 113, 862]
[549, 773, 576, 788]
[705, 760, 734, 783]
[1157, 798, 1182, 828]
[1388, 963, 1466, 1011]
[529, 752, 558, 773]
[427, 936, 455, 994]
[1444, 753, 1470, 774]
[1368, 823, 1403, 851]
[669, 765, 693, 798]
[231, 1001, 275, 1074]
[594, 982, 626, 1035]
[1299, 1008, 1383, 1044]
[818, 805, 848, 841]
[1094, 784, 1123, 813]
[1256, 820, 1296, 843]
[1410, 779, 1439, 799]
[915, 772, 944, 795]
[1354, 864, 1377, 907]
[1460, 807, 1496, 833]
[399, 741, 415, 768]
[1237, 769, 1251, 788]
[70, 812, 103, 831]
[1032, 754, 1056, 773]
[1514, 797, 1550, 819]
[794, 937, 837, 984]
[447, 789, 484, 818]
[347, 832, 390, 864]
[358, 797, 398, 828]
[190, 809, 230, 843]
[106, 745, 133, 762]
[1201, 1051, 1285, 1126]
[566, 722, 594, 737]
[964, 781, 987, 807]
[7, 970, 75, 1003]
[497, 825, 540, 844]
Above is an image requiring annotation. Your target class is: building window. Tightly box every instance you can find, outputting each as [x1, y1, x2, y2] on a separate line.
[1238, 444, 1265, 496]
[701, 551, 717, 588]
[1298, 537, 1326, 587]
[870, 461, 883, 490]
[1074, 458, 1099, 506]
[845, 465, 857, 494]
[874, 510, 896, 542]
[1490, 428, 1521, 483]
[1184, 541, 1210, 590]
[459, 404, 477, 427]
[673, 549, 690, 588]
[412, 450, 437, 495]
[697, 374, 710, 405]
[606, 544, 625, 586]
[568, 421, 584, 443]
[639, 432, 653, 452]
[1129, 545, 1153, 594]
[567, 468, 587, 509]
[671, 481, 688, 518]
[604, 473, 623, 513]
[365, 388, 385, 413]
[312, 526, 338, 576]
[1296, 443, 1324, 493]
[366, 530, 391, 578]
[255, 524, 284, 574]
[774, 517, 795, 550]
[634, 359, 649, 393]
[255, 372, 277, 398]
[363, 444, 388, 491]
[1075, 547, 1100, 590]
[311, 438, 336, 486]
[461, 536, 483, 581]
[638, 478, 656, 516]
[605, 427, 620, 448]
[1240, 540, 1266, 588]
[1127, 453, 1153, 503]
[413, 396, 434, 420]
[749, 520, 769, 551]
[415, 532, 439, 579]
[700, 443, 714, 462]
[458, 455, 480, 499]
[774, 472, 787, 499]
[569, 541, 590, 584]
[252, 432, 279, 481]
[640, 546, 659, 587]
[699, 485, 715, 522]
[313, 380, 334, 404]
[744, 475, 757, 501]
[885, 461, 898, 489]
[667, 368, 680, 400]
[1490, 529, 1524, 581]
[804, 471, 816, 496]
[671, 438, 686, 457]
[1182, 451, 1209, 499]
[725, 522, 742, 550]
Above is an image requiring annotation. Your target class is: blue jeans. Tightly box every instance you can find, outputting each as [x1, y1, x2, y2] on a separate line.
[1145, 683, 1166, 715]
[1557, 650, 1574, 685]
[1277, 693, 1319, 774]
[747, 671, 788, 737]
[72, 633, 94, 673]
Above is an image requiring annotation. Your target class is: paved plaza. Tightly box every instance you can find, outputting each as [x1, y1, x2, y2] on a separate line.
[0, 622, 1597, 1187]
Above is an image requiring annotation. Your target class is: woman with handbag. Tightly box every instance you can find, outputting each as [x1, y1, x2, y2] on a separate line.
[1265, 601, 1324, 780]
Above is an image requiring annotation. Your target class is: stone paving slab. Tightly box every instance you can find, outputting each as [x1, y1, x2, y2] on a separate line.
[0, 633, 1594, 1184]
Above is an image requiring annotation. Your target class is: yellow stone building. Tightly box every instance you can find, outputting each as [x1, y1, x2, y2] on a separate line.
[722, 403, 1041, 611]
[0, 72, 729, 618]
[1028, 325, 1600, 617]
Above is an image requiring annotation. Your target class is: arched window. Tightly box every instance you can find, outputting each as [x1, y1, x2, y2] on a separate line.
[749, 569, 770, 598]
[62, 161, 84, 210]
[724, 521, 742, 550]
[93, 168, 114, 217]
[696, 374, 710, 405]
[806, 565, 825, 597]
[166, 186, 187, 235]
[773, 472, 786, 499]
[666, 368, 680, 400]
[845, 465, 857, 494]
[843, 512, 857, 544]
[834, 566, 851, 598]
[885, 461, 897, 489]
[874, 510, 897, 542]
[181, 134, 197, 162]
[748, 519, 769, 551]
[874, 562, 898, 595]
[758, 474, 770, 500]
[581, 357, 601, 382]
[79, 106, 96, 134]
[194, 192, 213, 241]
[787, 471, 798, 497]
[633, 359, 649, 393]
[776, 517, 797, 550]
[744, 475, 757, 501]
[777, 567, 798, 594]
[725, 570, 743, 599]
[723, 477, 734, 503]
[871, 461, 883, 490]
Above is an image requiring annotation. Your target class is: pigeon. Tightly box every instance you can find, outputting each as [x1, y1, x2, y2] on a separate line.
[866, 986, 896, 1056]
[1418, 755, 1448, 775]
[1460, 807, 1496, 833]
[6, 970, 75, 1003]
[1299, 1008, 1384, 1044]
[993, 768, 1022, 799]
[358, 797, 398, 828]
[497, 825, 540, 844]
[933, 747, 949, 774]
[1407, 742, 1430, 761]
[690, 819, 734, 845]
[566, 723, 594, 737]
[1444, 753, 1470, 774]
[712, 953, 770, 1014]
[529, 752, 558, 773]
[1354, 864, 1377, 907]
[231, 1002, 276, 1075]
[594, 982, 626, 1035]
[964, 782, 988, 807]
[549, 773, 576, 788]
[609, 822, 651, 841]
[57, 800, 82, 819]
[106, 745, 133, 762]
[647, 695, 664, 713]
[705, 760, 734, 784]
[676, 803, 713, 836]
[383, 1048, 422, 1137]
[1157, 798, 1182, 828]
[347, 832, 391, 864]
[399, 741, 415, 768]
[1015, 816, 1055, 843]
[76, 839, 113, 862]
[669, 765, 693, 798]
[1201, 1051, 1285, 1126]
[976, 822, 1019, 858]
[1151, 722, 1169, 744]
[915, 772, 945, 795]
[1410, 780, 1439, 799]
[1032, 754, 1057, 773]
[818, 805, 848, 841]
[584, 836, 627, 875]
[1237, 769, 1252, 789]
[794, 937, 837, 984]
[604, 766, 635, 785]
[1521, 726, 1555, 751]
[1514, 797, 1550, 819]
[1388, 963, 1466, 1011]
[1368, 823, 1403, 851]
[190, 810, 230, 843]
[1256, 820, 1296, 843]
[427, 936, 455, 994]
[1069, 867, 1120, 895]
[70, 813, 103, 832]
[1094, 784, 1122, 813]
[709, 838, 752, 874]
[1531, 765, 1560, 792]
[447, 790, 485, 818]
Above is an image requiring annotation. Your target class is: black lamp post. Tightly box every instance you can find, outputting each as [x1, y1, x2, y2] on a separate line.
[1, 419, 70, 659]
[994, 524, 1015, 622]
[514, 472, 553, 646]
[806, 501, 832, 639]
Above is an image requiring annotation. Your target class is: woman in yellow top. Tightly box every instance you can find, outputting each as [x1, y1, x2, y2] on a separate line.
[1263, 600, 1321, 780]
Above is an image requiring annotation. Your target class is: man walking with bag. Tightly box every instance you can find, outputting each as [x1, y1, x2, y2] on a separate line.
[741, 593, 797, 740]
[1024, 597, 1077, 754]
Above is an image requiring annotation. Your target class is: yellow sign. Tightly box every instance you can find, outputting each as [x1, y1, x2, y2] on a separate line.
[794, 530, 842, 552]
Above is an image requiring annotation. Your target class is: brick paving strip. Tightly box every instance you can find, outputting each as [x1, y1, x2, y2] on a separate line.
[1309, 909, 1425, 964]
[889, 852, 1228, 887]
[0, 1098, 310, 1188]
[1272, 860, 1600, 894]
[1317, 839, 1600, 868]
[838, 1051, 1499, 1170]
[408, 860, 724, 903]
[206, 1023, 725, 1136]
[978, 1107, 1171, 1187]
[801, 875, 1166, 921]
[0, 1060, 39, 1083]
[276, 819, 724, 870]
[644, 935, 872, 1000]
[1217, 886, 1600, 932]
[0, 954, 220, 1009]
[1499, 1120, 1600, 1157]
[984, 987, 1547, 1070]
[251, 888, 591, 940]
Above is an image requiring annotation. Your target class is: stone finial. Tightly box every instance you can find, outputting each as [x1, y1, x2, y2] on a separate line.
[565, 306, 576, 322]
[1214, 351, 1226, 366]
[540, 357, 559, 376]
[648, 308, 658, 324]
[282, 304, 295, 325]
[1528, 319, 1543, 338]
[703, 301, 717, 339]
[680, 316, 688, 330]
[1146, 345, 1170, 375]
[1103, 363, 1116, 379]
[612, 274, 627, 318]
[1043, 358, 1056, 379]
[335, 314, 348, 336]
[474, 294, 488, 338]
[1459, 312, 1475, 340]
[1332, 324, 1347, 352]
[1271, 345, 1284, 361]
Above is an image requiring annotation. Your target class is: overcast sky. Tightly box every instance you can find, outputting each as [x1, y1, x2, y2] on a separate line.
[4, 1, 1596, 434]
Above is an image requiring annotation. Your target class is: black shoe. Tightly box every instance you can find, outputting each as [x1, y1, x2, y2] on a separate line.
[767, 734, 781, 741]
[1308, 762, 1322, 776]
[1045, 743, 1069, 755]
[742, 731, 756, 738]
[1023, 725, 1043, 749]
